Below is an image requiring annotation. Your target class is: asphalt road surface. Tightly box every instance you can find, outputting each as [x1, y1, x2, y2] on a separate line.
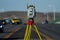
[0, 24, 60, 40]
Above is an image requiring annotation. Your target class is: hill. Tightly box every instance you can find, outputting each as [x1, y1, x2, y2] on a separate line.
[0, 11, 60, 23]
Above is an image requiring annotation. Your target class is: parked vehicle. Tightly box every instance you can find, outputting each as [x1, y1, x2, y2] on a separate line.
[4, 19, 11, 24]
[11, 18, 22, 24]
[0, 21, 4, 32]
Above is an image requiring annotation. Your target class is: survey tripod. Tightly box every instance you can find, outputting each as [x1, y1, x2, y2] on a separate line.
[24, 5, 42, 40]
[24, 18, 42, 40]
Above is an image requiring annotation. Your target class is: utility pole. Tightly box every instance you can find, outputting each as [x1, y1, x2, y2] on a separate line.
[47, 13, 49, 21]
[53, 6, 55, 21]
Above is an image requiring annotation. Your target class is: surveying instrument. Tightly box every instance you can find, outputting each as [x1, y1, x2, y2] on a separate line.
[24, 5, 42, 40]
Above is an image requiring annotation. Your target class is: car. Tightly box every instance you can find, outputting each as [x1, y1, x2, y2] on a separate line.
[55, 21, 60, 24]
[11, 18, 22, 24]
[1, 20, 7, 25]
[0, 19, 11, 25]
[0, 20, 7, 25]
[4, 19, 11, 24]
[51, 18, 60, 24]
[0, 23, 4, 33]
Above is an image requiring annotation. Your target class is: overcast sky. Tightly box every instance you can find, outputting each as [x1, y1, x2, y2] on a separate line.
[0, 0, 60, 12]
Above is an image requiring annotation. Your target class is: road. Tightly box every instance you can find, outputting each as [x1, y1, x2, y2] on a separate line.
[0, 24, 60, 40]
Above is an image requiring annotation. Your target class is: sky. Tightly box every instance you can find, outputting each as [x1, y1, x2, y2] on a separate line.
[0, 0, 60, 12]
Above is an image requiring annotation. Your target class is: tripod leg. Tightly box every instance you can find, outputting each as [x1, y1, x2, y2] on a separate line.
[26, 25, 32, 40]
[34, 25, 42, 40]
[28, 25, 32, 40]
[24, 25, 29, 40]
